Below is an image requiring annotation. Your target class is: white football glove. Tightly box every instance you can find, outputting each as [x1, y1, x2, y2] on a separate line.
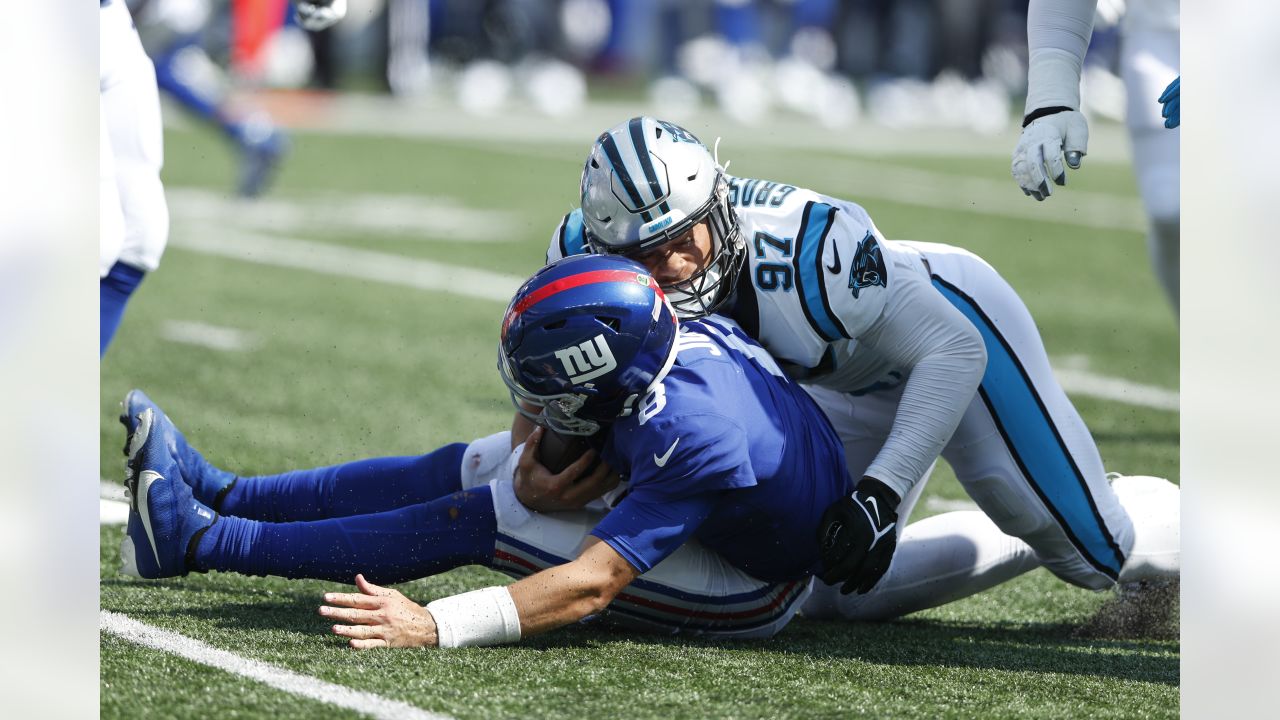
[1011, 109, 1089, 201]
[295, 0, 347, 32]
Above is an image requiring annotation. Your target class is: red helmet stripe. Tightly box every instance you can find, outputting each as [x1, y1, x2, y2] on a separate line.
[502, 269, 665, 338]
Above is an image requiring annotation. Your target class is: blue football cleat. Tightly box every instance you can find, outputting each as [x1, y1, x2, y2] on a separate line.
[120, 408, 218, 579]
[236, 126, 289, 199]
[121, 389, 239, 511]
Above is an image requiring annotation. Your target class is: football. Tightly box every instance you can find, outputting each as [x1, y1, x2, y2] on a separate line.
[537, 427, 592, 473]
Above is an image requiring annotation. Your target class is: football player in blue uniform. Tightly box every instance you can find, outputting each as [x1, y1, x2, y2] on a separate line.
[545, 117, 1179, 598]
[119, 255, 1055, 647]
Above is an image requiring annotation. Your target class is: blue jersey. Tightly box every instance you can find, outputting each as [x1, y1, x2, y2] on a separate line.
[591, 316, 852, 583]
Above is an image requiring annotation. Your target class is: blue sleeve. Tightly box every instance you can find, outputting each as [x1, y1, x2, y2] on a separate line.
[590, 490, 718, 573]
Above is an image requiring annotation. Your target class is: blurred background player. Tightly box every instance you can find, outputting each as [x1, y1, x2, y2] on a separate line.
[126, 0, 290, 198]
[1012, 0, 1179, 316]
[1120, 0, 1179, 315]
[101, 0, 170, 355]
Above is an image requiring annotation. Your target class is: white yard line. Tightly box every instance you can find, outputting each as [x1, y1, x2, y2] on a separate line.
[101, 611, 453, 720]
[162, 320, 258, 352]
[1052, 366, 1180, 413]
[168, 226, 1176, 412]
[171, 226, 524, 304]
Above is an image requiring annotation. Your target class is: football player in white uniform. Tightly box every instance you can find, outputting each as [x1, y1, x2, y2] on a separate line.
[100, 0, 170, 354]
[547, 116, 1178, 598]
[1011, 0, 1180, 315]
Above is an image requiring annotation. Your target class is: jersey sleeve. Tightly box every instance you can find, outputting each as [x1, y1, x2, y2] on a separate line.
[1025, 0, 1097, 113]
[616, 412, 758, 500]
[545, 209, 589, 265]
[789, 197, 893, 342]
[589, 490, 717, 573]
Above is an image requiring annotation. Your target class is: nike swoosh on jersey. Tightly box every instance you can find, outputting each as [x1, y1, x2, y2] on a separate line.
[653, 437, 681, 467]
[137, 470, 164, 567]
[826, 242, 841, 274]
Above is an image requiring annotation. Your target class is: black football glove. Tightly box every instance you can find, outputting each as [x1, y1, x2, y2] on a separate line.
[817, 477, 901, 595]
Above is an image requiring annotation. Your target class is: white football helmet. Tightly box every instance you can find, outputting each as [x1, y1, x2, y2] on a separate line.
[580, 116, 745, 318]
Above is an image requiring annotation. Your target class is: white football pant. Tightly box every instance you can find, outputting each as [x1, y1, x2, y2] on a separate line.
[100, 0, 169, 277]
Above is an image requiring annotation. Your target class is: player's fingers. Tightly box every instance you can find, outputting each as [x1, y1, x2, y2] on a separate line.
[348, 638, 388, 650]
[854, 545, 895, 595]
[355, 573, 397, 598]
[819, 548, 867, 587]
[320, 605, 379, 624]
[516, 427, 544, 471]
[1041, 142, 1066, 187]
[322, 591, 383, 610]
[332, 623, 383, 640]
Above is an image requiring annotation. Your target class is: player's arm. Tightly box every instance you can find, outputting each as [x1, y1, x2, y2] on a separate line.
[321, 489, 715, 648]
[857, 268, 986, 500]
[1012, 0, 1098, 200]
[319, 539, 638, 649]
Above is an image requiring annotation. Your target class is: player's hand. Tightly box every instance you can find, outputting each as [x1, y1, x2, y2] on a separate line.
[817, 478, 900, 595]
[295, 0, 347, 32]
[1011, 109, 1089, 201]
[514, 426, 620, 512]
[321, 574, 437, 649]
[1159, 76, 1180, 129]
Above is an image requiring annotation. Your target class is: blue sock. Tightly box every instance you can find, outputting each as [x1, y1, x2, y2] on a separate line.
[100, 261, 146, 356]
[196, 485, 496, 584]
[218, 443, 468, 521]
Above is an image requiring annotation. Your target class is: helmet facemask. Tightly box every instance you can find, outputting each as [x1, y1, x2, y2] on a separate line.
[589, 171, 746, 319]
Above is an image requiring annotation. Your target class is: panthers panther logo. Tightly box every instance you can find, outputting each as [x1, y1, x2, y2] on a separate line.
[849, 232, 888, 299]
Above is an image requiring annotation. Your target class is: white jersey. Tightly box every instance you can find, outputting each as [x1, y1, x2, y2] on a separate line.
[546, 178, 987, 497]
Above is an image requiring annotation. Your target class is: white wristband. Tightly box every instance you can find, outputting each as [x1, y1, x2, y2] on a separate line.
[426, 586, 522, 648]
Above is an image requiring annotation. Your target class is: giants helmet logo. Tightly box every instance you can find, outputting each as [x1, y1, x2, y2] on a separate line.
[554, 334, 618, 383]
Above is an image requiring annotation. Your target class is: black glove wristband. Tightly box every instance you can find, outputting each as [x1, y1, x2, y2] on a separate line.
[1021, 105, 1075, 128]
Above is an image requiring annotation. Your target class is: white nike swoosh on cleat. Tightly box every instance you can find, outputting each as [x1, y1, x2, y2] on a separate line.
[137, 470, 164, 569]
[653, 437, 681, 467]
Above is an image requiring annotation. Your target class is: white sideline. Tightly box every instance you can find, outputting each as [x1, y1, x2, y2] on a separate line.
[101, 611, 454, 720]
[168, 225, 1177, 413]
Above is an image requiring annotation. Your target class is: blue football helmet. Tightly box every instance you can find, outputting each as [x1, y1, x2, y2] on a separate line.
[499, 255, 680, 436]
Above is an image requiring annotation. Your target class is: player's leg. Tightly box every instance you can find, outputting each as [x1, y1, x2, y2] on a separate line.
[123, 406, 499, 581]
[101, 0, 169, 354]
[120, 390, 499, 520]
[1121, 27, 1180, 316]
[100, 107, 136, 356]
[802, 510, 1041, 621]
[911, 242, 1139, 590]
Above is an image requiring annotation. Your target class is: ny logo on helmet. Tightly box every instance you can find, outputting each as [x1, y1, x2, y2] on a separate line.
[554, 334, 618, 383]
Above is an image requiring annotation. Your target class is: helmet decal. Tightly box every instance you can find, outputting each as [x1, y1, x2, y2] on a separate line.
[554, 334, 618, 384]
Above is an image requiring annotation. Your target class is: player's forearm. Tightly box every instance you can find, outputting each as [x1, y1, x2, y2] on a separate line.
[505, 561, 625, 637]
[865, 344, 986, 498]
[1025, 0, 1097, 113]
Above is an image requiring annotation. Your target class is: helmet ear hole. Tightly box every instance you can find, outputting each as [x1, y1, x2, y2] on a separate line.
[544, 319, 567, 331]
